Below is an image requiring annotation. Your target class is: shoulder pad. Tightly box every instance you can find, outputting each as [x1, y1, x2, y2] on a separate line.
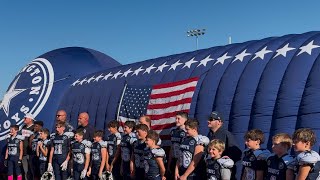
[82, 140, 92, 147]
[297, 150, 320, 165]
[253, 149, 271, 160]
[282, 154, 294, 165]
[115, 132, 122, 139]
[50, 133, 56, 139]
[63, 131, 74, 138]
[6, 134, 10, 140]
[44, 139, 50, 145]
[217, 157, 234, 168]
[152, 148, 165, 157]
[194, 135, 209, 146]
[99, 141, 108, 148]
[157, 138, 162, 146]
[16, 135, 25, 141]
[129, 133, 137, 144]
[267, 153, 276, 160]
[205, 154, 212, 160]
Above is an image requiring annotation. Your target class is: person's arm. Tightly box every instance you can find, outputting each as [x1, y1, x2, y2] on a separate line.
[99, 147, 107, 176]
[111, 145, 120, 167]
[167, 146, 173, 172]
[5, 145, 8, 160]
[130, 150, 135, 177]
[19, 141, 23, 161]
[49, 146, 54, 163]
[181, 145, 204, 178]
[175, 159, 180, 180]
[105, 147, 110, 171]
[256, 170, 264, 180]
[297, 165, 311, 180]
[84, 152, 90, 171]
[156, 157, 166, 180]
[286, 169, 295, 180]
[39, 143, 48, 157]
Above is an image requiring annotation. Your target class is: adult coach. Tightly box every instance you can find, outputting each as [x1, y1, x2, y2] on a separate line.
[76, 112, 94, 141]
[207, 111, 242, 180]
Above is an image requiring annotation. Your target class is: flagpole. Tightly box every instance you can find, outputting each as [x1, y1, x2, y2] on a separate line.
[117, 83, 128, 120]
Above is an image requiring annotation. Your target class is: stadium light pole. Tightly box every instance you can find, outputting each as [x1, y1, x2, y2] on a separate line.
[187, 29, 206, 50]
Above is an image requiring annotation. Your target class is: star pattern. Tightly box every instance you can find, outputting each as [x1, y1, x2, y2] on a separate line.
[122, 68, 133, 77]
[252, 46, 273, 61]
[273, 43, 295, 58]
[214, 53, 232, 66]
[183, 58, 198, 68]
[132, 66, 144, 76]
[144, 64, 157, 74]
[156, 62, 169, 72]
[232, 49, 251, 63]
[169, 60, 183, 71]
[0, 76, 27, 116]
[297, 40, 320, 56]
[72, 39, 320, 86]
[197, 55, 214, 67]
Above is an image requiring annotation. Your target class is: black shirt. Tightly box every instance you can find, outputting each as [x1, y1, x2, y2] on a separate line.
[76, 124, 94, 141]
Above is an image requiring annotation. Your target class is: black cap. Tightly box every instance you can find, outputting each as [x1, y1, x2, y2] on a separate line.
[209, 111, 223, 121]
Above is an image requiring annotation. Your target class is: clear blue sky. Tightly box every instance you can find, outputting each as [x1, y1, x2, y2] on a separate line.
[1, 1, 320, 98]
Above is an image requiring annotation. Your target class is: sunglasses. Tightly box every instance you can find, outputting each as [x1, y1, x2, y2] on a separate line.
[56, 114, 64, 117]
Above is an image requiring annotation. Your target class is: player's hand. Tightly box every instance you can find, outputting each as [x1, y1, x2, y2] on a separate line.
[80, 169, 87, 179]
[18, 159, 22, 166]
[86, 168, 91, 177]
[98, 171, 103, 179]
[179, 174, 187, 180]
[4, 159, 7, 167]
[47, 163, 53, 172]
[109, 164, 113, 172]
[60, 160, 68, 171]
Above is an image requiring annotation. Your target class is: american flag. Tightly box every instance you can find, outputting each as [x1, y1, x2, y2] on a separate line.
[118, 77, 199, 143]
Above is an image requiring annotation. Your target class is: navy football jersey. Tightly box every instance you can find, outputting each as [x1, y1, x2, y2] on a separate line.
[38, 139, 51, 161]
[7, 135, 24, 159]
[133, 139, 147, 168]
[71, 140, 92, 171]
[91, 140, 107, 166]
[205, 155, 234, 180]
[120, 132, 137, 162]
[266, 154, 293, 179]
[51, 132, 73, 163]
[105, 132, 121, 163]
[144, 147, 166, 178]
[170, 127, 186, 159]
[241, 148, 270, 180]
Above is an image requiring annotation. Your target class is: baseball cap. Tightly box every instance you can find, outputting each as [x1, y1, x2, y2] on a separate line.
[209, 111, 223, 121]
[24, 113, 34, 120]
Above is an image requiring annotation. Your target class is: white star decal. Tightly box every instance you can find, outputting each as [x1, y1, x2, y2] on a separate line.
[182, 58, 198, 68]
[79, 78, 88, 85]
[87, 76, 96, 83]
[214, 53, 232, 66]
[0, 75, 26, 116]
[297, 40, 320, 56]
[112, 70, 123, 79]
[197, 55, 214, 67]
[273, 43, 295, 58]
[103, 72, 113, 80]
[156, 62, 169, 72]
[121, 68, 133, 77]
[94, 74, 104, 82]
[232, 49, 251, 63]
[252, 46, 273, 60]
[71, 79, 81, 86]
[144, 64, 157, 74]
[169, 60, 183, 71]
[132, 66, 144, 76]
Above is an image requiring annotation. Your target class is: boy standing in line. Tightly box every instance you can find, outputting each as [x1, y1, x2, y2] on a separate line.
[144, 130, 166, 180]
[265, 133, 294, 179]
[88, 130, 107, 180]
[241, 129, 270, 180]
[36, 128, 51, 177]
[287, 128, 320, 180]
[106, 120, 122, 179]
[5, 125, 24, 180]
[48, 121, 74, 180]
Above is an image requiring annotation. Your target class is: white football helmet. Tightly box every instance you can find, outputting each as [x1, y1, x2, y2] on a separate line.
[41, 171, 55, 180]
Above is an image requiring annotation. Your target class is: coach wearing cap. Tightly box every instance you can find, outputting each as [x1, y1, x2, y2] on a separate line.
[20, 113, 35, 180]
[207, 111, 242, 180]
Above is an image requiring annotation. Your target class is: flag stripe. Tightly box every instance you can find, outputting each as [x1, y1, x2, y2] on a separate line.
[147, 109, 190, 120]
[147, 98, 192, 109]
[150, 87, 196, 99]
[147, 103, 191, 116]
[149, 92, 194, 105]
[152, 77, 199, 90]
[151, 122, 176, 130]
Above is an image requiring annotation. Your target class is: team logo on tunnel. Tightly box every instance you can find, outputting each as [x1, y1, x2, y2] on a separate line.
[0, 58, 54, 140]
